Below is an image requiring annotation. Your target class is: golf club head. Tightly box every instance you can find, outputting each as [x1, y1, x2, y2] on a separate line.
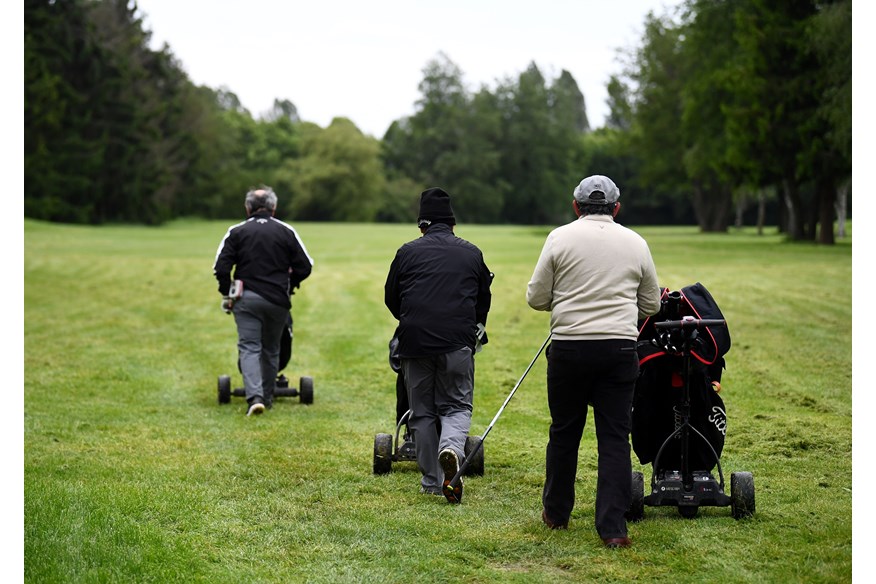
[442, 480, 462, 504]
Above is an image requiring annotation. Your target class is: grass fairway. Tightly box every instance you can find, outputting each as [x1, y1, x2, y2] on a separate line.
[24, 218, 852, 583]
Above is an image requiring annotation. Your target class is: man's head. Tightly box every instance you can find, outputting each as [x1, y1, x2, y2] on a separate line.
[417, 187, 456, 230]
[572, 175, 620, 217]
[245, 186, 278, 216]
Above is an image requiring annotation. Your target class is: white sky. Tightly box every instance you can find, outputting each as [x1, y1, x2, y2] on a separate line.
[136, 0, 684, 137]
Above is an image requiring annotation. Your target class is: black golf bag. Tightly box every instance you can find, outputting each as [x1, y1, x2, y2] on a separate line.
[632, 283, 731, 474]
[278, 313, 293, 373]
[388, 333, 410, 428]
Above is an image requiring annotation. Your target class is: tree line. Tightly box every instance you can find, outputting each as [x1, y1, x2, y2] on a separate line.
[24, 0, 850, 243]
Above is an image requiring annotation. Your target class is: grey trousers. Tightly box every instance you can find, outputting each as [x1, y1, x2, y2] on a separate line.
[232, 290, 288, 405]
[402, 347, 474, 492]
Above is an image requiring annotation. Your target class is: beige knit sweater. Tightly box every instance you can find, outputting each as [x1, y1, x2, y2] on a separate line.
[526, 214, 661, 341]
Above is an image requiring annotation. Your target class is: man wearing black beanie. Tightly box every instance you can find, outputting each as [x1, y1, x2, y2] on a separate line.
[385, 187, 493, 503]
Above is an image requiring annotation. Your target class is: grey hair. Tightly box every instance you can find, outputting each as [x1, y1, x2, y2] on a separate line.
[245, 186, 278, 213]
[575, 200, 617, 216]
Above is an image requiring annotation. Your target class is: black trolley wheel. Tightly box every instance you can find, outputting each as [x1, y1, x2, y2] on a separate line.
[730, 471, 756, 519]
[299, 376, 314, 404]
[373, 433, 393, 475]
[217, 375, 231, 404]
[464, 435, 485, 476]
[626, 471, 645, 522]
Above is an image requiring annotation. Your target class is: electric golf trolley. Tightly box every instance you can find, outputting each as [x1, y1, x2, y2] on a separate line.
[627, 283, 755, 521]
[373, 329, 486, 476]
[217, 313, 314, 405]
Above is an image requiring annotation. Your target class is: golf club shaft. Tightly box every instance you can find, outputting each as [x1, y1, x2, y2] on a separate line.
[450, 333, 552, 486]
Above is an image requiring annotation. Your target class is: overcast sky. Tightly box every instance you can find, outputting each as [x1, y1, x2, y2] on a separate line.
[136, 0, 684, 137]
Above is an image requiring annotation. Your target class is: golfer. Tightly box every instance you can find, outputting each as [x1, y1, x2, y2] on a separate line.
[384, 187, 493, 503]
[213, 186, 313, 416]
[526, 175, 660, 548]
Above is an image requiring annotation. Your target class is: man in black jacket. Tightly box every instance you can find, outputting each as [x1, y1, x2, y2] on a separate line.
[384, 187, 492, 503]
[213, 186, 314, 416]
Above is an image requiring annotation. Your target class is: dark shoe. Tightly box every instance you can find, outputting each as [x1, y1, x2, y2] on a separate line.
[542, 509, 568, 530]
[247, 401, 265, 416]
[602, 537, 632, 549]
[419, 486, 443, 496]
[439, 448, 463, 504]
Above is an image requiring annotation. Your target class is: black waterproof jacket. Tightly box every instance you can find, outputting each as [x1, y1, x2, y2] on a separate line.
[213, 211, 313, 309]
[385, 223, 492, 358]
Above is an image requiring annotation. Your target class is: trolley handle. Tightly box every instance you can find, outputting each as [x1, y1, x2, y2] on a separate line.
[655, 317, 726, 331]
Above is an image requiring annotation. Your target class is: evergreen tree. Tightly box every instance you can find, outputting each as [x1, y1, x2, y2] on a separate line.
[281, 118, 385, 222]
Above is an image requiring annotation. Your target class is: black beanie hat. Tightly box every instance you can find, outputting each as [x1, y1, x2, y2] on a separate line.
[417, 187, 456, 227]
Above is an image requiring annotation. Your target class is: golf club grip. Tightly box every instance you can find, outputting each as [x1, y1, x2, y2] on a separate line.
[655, 318, 725, 331]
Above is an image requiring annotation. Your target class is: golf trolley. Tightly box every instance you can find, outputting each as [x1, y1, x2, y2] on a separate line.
[374, 323, 489, 477]
[373, 410, 485, 476]
[217, 313, 314, 405]
[628, 284, 755, 521]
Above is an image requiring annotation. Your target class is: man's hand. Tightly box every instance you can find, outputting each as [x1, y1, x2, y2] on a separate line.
[221, 296, 234, 314]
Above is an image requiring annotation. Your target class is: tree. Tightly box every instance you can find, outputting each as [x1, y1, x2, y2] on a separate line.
[718, 0, 849, 243]
[381, 53, 505, 223]
[86, 0, 194, 224]
[375, 176, 424, 223]
[549, 70, 590, 133]
[677, 0, 740, 232]
[578, 127, 690, 225]
[264, 98, 300, 123]
[24, 0, 202, 224]
[25, 0, 109, 223]
[496, 62, 578, 224]
[625, 12, 692, 218]
[619, 0, 850, 241]
[605, 75, 633, 131]
[281, 118, 385, 222]
[806, 0, 852, 244]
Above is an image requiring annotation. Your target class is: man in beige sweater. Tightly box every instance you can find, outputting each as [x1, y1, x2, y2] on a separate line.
[527, 174, 660, 548]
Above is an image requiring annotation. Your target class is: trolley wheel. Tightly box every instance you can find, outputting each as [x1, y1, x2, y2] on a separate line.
[678, 506, 699, 519]
[373, 433, 393, 475]
[464, 435, 485, 476]
[626, 471, 645, 522]
[217, 375, 231, 404]
[731, 471, 756, 519]
[299, 376, 314, 404]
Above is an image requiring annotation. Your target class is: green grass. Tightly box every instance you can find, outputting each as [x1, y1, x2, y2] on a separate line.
[24, 219, 852, 583]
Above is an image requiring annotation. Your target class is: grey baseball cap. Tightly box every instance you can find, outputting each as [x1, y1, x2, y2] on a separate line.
[573, 175, 620, 204]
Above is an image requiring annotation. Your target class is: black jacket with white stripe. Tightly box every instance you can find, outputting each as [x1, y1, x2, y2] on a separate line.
[213, 211, 313, 309]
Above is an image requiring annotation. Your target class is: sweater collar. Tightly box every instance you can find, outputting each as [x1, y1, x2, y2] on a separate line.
[581, 214, 615, 223]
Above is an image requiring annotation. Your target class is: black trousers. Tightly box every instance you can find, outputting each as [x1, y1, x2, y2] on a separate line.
[542, 339, 639, 539]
